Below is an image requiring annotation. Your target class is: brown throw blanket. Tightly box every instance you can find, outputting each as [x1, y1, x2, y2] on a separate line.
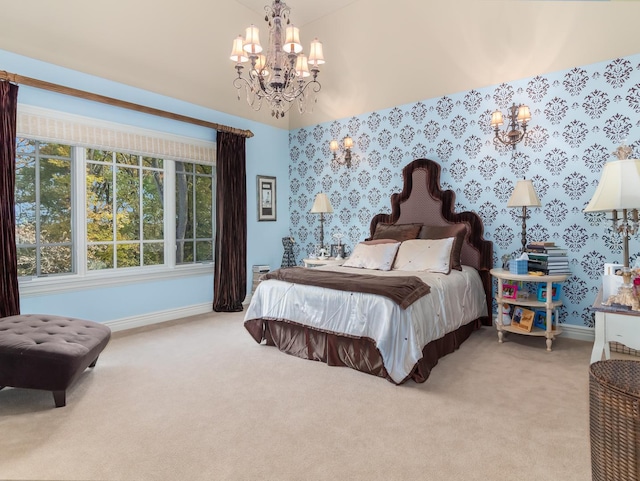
[262, 267, 430, 309]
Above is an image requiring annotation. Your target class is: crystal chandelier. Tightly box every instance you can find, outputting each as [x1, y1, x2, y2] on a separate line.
[229, 0, 325, 119]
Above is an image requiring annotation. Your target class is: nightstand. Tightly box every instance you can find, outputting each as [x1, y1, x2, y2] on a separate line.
[490, 268, 569, 351]
[590, 290, 640, 363]
[303, 257, 345, 268]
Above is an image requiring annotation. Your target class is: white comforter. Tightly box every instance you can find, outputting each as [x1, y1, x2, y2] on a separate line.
[244, 265, 487, 383]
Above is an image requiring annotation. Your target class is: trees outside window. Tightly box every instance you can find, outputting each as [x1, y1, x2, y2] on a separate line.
[175, 162, 214, 264]
[86, 150, 164, 270]
[15, 138, 73, 277]
[15, 137, 214, 280]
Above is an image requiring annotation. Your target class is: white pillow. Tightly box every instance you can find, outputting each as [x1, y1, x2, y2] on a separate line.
[392, 238, 455, 273]
[342, 242, 401, 271]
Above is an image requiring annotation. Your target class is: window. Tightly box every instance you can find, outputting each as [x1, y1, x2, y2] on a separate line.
[15, 138, 73, 277]
[175, 162, 215, 264]
[15, 137, 215, 285]
[86, 149, 165, 270]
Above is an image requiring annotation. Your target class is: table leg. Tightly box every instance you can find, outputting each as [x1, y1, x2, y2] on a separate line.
[545, 280, 553, 351]
[590, 311, 606, 364]
[496, 278, 504, 343]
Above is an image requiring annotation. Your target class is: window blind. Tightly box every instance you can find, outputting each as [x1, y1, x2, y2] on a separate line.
[17, 104, 216, 164]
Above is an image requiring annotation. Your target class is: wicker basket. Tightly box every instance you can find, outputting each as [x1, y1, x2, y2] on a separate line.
[590, 360, 640, 481]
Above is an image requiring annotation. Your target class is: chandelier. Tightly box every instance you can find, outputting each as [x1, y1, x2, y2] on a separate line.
[229, 0, 325, 119]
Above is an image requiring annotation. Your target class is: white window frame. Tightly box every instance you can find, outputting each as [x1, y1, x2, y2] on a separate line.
[17, 106, 216, 298]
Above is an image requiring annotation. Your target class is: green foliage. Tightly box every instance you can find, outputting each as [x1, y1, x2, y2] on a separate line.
[16, 139, 214, 276]
[15, 139, 73, 277]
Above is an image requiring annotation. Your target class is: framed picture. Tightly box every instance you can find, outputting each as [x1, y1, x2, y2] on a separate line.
[330, 244, 346, 258]
[511, 306, 524, 325]
[503, 283, 518, 300]
[257, 175, 276, 221]
[533, 310, 556, 331]
[518, 308, 535, 332]
[536, 283, 561, 302]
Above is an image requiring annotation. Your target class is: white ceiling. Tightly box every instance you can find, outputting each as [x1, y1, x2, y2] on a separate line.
[1, 1, 639, 131]
[235, 0, 358, 26]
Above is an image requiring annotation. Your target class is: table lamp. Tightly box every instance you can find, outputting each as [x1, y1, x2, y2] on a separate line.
[584, 144, 640, 309]
[507, 179, 541, 253]
[310, 193, 333, 258]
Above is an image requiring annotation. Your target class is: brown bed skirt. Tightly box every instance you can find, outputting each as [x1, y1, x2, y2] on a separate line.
[244, 317, 481, 385]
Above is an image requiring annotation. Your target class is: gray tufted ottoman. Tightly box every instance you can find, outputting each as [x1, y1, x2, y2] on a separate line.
[0, 314, 111, 407]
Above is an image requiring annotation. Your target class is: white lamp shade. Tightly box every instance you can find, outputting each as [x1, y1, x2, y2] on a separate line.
[283, 25, 303, 54]
[584, 159, 640, 212]
[343, 135, 354, 150]
[243, 24, 262, 54]
[254, 54, 269, 77]
[308, 38, 325, 66]
[310, 193, 333, 214]
[517, 105, 531, 123]
[507, 179, 541, 208]
[230, 36, 248, 63]
[490, 110, 503, 127]
[295, 55, 310, 78]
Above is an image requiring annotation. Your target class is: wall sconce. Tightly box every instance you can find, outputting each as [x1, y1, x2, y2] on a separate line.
[329, 135, 353, 167]
[491, 103, 531, 149]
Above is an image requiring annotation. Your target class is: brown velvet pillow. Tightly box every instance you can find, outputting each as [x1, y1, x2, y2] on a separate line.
[419, 224, 467, 271]
[371, 223, 422, 242]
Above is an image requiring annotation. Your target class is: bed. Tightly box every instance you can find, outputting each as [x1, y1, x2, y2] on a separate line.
[244, 158, 493, 384]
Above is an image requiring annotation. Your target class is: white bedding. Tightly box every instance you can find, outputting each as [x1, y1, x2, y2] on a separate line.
[244, 265, 487, 383]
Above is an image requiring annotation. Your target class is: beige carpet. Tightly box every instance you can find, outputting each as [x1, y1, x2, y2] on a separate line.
[0, 312, 597, 480]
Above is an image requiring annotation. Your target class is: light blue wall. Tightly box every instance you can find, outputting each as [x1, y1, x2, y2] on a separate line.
[288, 54, 640, 329]
[0, 49, 290, 322]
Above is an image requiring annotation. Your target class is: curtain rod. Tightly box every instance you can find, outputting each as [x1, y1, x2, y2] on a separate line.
[0, 70, 254, 139]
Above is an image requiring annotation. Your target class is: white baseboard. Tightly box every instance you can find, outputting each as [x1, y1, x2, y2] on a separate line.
[560, 324, 595, 343]
[104, 303, 213, 332]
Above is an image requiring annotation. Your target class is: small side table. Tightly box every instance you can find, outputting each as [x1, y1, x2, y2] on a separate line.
[590, 290, 640, 363]
[490, 268, 569, 351]
[303, 257, 345, 268]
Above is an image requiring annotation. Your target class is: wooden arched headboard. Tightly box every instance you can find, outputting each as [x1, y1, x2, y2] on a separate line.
[369, 159, 493, 325]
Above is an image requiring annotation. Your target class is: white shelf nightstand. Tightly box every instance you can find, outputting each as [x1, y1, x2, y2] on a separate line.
[490, 268, 569, 351]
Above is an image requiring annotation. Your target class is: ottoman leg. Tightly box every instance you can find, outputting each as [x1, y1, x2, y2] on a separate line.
[53, 390, 66, 408]
[89, 356, 100, 368]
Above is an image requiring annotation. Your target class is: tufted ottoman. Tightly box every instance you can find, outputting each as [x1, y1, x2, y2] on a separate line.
[0, 314, 111, 407]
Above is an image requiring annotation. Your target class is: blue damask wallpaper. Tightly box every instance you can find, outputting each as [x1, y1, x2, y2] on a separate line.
[288, 54, 640, 328]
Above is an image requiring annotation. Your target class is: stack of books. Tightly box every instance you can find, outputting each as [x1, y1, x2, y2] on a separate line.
[526, 242, 570, 275]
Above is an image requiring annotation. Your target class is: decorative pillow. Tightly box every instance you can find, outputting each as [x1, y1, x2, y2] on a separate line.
[362, 238, 400, 245]
[392, 238, 455, 273]
[419, 224, 467, 271]
[371, 223, 422, 242]
[342, 242, 401, 271]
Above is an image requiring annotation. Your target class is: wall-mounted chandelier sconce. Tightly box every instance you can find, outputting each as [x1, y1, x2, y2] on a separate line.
[329, 135, 354, 167]
[490, 103, 531, 149]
